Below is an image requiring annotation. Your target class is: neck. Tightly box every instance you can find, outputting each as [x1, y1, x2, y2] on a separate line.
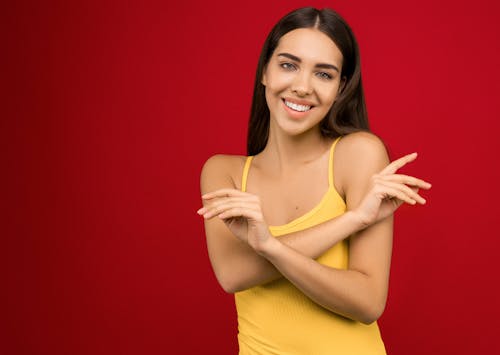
[259, 125, 331, 173]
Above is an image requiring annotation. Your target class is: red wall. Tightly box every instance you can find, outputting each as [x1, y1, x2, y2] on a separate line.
[4, 0, 500, 353]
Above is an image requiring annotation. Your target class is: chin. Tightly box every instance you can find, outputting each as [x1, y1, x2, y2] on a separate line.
[277, 121, 321, 137]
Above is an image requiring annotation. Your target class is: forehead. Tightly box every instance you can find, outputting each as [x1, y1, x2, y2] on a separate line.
[274, 28, 343, 66]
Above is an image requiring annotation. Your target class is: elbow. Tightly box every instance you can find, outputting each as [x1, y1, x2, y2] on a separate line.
[210, 259, 257, 293]
[219, 280, 238, 294]
[358, 312, 381, 325]
[357, 301, 386, 325]
[215, 271, 243, 294]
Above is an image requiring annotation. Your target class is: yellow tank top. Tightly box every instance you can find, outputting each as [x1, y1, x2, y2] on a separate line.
[236, 137, 386, 355]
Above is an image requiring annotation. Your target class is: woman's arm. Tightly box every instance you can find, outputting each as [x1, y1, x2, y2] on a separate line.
[245, 133, 410, 323]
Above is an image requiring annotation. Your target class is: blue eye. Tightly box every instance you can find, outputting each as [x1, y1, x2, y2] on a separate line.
[316, 72, 333, 80]
[280, 62, 296, 71]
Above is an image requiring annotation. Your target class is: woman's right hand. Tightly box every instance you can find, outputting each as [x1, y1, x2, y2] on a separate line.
[197, 189, 275, 253]
[353, 152, 432, 228]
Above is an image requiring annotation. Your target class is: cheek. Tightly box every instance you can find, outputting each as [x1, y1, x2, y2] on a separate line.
[265, 72, 293, 92]
[264, 87, 280, 109]
[318, 86, 339, 106]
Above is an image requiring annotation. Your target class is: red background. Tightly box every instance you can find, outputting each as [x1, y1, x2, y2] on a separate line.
[3, 0, 500, 354]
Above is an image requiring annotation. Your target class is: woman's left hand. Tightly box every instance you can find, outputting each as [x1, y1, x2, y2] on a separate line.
[352, 152, 431, 227]
[197, 189, 274, 253]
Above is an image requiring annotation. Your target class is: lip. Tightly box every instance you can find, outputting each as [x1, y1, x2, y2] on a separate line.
[282, 97, 316, 106]
[281, 98, 314, 119]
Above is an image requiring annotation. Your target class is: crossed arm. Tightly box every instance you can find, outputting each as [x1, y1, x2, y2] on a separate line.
[198, 135, 431, 323]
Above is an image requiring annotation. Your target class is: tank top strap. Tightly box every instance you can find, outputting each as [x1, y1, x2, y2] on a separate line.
[328, 137, 342, 188]
[241, 156, 254, 192]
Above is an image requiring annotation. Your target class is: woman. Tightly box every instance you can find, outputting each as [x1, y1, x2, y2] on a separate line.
[198, 7, 431, 354]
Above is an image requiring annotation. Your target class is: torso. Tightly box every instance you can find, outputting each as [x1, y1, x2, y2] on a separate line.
[203, 132, 388, 354]
[232, 134, 387, 354]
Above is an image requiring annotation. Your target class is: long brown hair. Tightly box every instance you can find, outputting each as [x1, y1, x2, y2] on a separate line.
[247, 7, 369, 155]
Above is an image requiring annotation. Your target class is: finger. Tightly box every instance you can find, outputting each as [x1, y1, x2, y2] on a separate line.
[376, 179, 427, 204]
[198, 196, 260, 215]
[373, 183, 416, 205]
[378, 174, 432, 189]
[202, 188, 249, 200]
[380, 152, 418, 175]
[218, 207, 262, 221]
[202, 204, 257, 220]
[203, 196, 259, 209]
[202, 200, 261, 219]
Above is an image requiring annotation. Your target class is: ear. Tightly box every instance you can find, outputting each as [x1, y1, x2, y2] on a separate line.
[261, 65, 268, 86]
[261, 73, 267, 86]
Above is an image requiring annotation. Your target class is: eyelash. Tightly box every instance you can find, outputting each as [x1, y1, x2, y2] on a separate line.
[279, 62, 333, 80]
[316, 72, 333, 80]
[280, 62, 296, 71]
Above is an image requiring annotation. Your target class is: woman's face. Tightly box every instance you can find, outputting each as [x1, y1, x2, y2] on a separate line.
[262, 28, 344, 137]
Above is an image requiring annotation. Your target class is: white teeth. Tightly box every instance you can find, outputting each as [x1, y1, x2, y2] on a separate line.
[284, 100, 311, 112]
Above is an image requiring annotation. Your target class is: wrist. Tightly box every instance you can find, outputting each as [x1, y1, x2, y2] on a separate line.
[254, 232, 282, 258]
[345, 210, 370, 231]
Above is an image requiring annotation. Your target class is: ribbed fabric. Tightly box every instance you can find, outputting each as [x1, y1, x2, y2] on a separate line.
[236, 137, 386, 355]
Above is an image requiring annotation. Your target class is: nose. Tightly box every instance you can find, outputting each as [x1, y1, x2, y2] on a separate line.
[291, 71, 312, 96]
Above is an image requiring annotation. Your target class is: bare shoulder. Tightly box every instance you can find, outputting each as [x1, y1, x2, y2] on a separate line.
[337, 131, 389, 169]
[335, 132, 390, 195]
[337, 131, 387, 159]
[200, 154, 247, 193]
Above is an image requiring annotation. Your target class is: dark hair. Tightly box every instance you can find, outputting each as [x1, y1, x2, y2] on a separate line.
[247, 7, 369, 155]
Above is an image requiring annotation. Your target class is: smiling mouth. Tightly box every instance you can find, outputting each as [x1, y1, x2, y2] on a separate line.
[283, 99, 312, 112]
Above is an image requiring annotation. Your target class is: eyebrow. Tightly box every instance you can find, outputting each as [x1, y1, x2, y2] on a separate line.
[277, 52, 340, 73]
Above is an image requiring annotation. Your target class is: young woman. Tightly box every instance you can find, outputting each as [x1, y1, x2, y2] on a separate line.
[198, 7, 431, 355]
